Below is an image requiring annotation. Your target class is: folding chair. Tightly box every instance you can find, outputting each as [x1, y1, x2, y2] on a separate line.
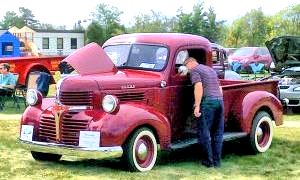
[0, 73, 24, 111]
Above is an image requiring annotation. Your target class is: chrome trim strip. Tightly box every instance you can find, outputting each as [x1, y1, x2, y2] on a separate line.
[19, 139, 123, 159]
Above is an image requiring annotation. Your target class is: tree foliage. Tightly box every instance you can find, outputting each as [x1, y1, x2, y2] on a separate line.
[86, 22, 105, 44]
[0, 7, 39, 29]
[128, 10, 175, 33]
[90, 3, 125, 44]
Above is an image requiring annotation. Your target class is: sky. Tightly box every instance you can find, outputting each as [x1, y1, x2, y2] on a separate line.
[0, 0, 298, 29]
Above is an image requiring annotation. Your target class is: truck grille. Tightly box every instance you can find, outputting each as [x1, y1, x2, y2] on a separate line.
[115, 92, 145, 102]
[39, 111, 89, 146]
[59, 91, 93, 106]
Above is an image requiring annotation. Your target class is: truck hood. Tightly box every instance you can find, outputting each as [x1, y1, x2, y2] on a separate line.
[60, 70, 163, 91]
[265, 36, 300, 70]
[62, 42, 117, 75]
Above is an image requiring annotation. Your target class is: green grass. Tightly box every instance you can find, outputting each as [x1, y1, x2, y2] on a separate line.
[0, 119, 300, 179]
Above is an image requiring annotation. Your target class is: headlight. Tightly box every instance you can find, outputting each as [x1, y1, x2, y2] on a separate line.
[26, 89, 42, 106]
[102, 95, 118, 113]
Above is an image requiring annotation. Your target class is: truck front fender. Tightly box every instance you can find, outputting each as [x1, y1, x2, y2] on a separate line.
[99, 103, 171, 149]
[239, 91, 283, 133]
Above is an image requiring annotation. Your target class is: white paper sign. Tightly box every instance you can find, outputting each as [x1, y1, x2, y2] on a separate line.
[20, 125, 34, 141]
[139, 63, 155, 68]
[79, 131, 100, 148]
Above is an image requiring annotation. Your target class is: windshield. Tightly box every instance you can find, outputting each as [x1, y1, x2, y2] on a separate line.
[232, 47, 254, 56]
[104, 44, 168, 71]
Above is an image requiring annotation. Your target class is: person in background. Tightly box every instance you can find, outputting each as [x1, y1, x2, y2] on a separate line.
[0, 63, 16, 96]
[183, 57, 224, 168]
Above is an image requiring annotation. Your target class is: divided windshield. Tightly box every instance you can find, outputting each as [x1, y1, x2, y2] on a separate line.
[104, 44, 168, 71]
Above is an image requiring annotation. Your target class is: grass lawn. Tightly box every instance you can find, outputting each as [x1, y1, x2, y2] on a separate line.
[0, 117, 300, 179]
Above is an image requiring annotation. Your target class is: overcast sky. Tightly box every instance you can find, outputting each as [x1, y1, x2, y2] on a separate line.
[0, 0, 298, 29]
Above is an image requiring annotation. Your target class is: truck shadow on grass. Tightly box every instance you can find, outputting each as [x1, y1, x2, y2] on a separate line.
[46, 137, 300, 172]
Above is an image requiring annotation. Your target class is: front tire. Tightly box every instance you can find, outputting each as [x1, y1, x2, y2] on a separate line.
[31, 151, 62, 161]
[123, 128, 158, 172]
[249, 111, 273, 153]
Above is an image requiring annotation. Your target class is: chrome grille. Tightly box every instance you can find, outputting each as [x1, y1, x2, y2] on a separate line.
[39, 111, 89, 146]
[115, 92, 145, 102]
[59, 91, 93, 106]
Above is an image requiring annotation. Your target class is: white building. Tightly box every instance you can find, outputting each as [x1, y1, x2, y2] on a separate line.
[1, 27, 85, 56]
[34, 29, 85, 56]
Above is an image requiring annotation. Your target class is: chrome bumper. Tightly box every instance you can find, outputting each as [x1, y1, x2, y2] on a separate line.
[19, 139, 123, 159]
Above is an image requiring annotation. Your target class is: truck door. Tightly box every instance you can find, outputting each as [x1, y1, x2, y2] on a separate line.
[169, 49, 195, 142]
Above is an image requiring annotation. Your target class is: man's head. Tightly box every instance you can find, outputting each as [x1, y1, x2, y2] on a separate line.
[0, 63, 10, 74]
[183, 57, 199, 70]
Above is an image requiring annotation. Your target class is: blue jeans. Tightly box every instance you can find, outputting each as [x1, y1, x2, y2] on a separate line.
[197, 97, 224, 167]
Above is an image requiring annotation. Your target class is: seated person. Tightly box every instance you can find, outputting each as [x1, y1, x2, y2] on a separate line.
[0, 63, 16, 96]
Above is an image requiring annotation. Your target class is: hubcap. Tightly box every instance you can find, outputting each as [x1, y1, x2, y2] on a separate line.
[137, 143, 148, 161]
[257, 121, 270, 147]
[135, 135, 154, 168]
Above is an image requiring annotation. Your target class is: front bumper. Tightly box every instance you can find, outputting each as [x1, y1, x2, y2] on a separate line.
[19, 139, 123, 159]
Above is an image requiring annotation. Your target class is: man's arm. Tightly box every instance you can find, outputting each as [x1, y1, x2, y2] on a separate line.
[194, 82, 203, 117]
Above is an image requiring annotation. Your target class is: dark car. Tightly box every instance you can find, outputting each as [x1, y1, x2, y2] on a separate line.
[266, 36, 300, 109]
[228, 47, 272, 73]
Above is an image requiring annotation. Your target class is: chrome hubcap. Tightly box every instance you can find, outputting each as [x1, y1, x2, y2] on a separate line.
[137, 143, 148, 160]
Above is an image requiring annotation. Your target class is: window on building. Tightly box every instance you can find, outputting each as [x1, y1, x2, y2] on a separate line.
[42, 38, 49, 49]
[57, 38, 63, 49]
[2, 42, 14, 55]
[71, 38, 77, 49]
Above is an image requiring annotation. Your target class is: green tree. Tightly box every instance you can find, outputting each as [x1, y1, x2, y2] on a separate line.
[129, 10, 174, 33]
[175, 2, 224, 43]
[91, 3, 125, 42]
[19, 7, 40, 28]
[271, 4, 300, 37]
[0, 11, 24, 28]
[0, 7, 40, 29]
[86, 21, 105, 45]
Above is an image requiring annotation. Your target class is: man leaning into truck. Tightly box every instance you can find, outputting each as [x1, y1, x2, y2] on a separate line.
[183, 57, 224, 168]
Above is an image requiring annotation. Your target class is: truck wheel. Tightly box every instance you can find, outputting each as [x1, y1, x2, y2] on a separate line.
[123, 128, 157, 172]
[249, 111, 273, 153]
[31, 151, 62, 161]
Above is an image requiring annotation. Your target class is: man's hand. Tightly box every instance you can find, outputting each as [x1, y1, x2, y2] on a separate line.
[194, 106, 201, 117]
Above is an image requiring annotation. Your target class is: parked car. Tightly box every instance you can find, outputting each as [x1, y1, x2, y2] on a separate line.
[265, 36, 300, 110]
[228, 47, 272, 73]
[19, 33, 283, 172]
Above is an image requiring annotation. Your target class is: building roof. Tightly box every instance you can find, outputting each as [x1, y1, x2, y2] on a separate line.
[33, 29, 84, 33]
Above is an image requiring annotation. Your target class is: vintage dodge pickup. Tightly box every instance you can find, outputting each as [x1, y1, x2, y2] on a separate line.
[19, 33, 283, 172]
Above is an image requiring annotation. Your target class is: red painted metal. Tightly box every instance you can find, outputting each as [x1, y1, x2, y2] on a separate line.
[0, 55, 65, 85]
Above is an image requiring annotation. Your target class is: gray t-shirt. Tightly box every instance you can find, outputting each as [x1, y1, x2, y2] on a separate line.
[190, 64, 222, 99]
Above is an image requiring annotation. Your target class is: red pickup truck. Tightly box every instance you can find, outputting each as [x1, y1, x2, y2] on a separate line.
[1, 55, 65, 86]
[19, 33, 283, 172]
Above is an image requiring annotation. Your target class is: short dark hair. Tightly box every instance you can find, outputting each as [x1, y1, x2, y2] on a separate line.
[0, 63, 10, 71]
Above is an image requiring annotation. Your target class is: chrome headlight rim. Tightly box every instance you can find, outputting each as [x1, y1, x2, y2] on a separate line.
[26, 89, 39, 106]
[102, 95, 118, 113]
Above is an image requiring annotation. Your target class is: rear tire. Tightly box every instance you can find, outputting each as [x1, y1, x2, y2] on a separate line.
[31, 151, 62, 161]
[249, 111, 273, 153]
[122, 128, 157, 172]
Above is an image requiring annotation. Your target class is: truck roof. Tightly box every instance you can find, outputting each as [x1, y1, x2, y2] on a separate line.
[103, 33, 211, 50]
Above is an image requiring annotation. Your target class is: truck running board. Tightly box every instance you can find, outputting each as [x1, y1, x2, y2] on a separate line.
[170, 132, 248, 150]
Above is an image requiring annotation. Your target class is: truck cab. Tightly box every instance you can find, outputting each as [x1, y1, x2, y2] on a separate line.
[20, 33, 283, 172]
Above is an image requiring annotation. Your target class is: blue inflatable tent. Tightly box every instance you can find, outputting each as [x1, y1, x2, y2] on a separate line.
[0, 31, 20, 58]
